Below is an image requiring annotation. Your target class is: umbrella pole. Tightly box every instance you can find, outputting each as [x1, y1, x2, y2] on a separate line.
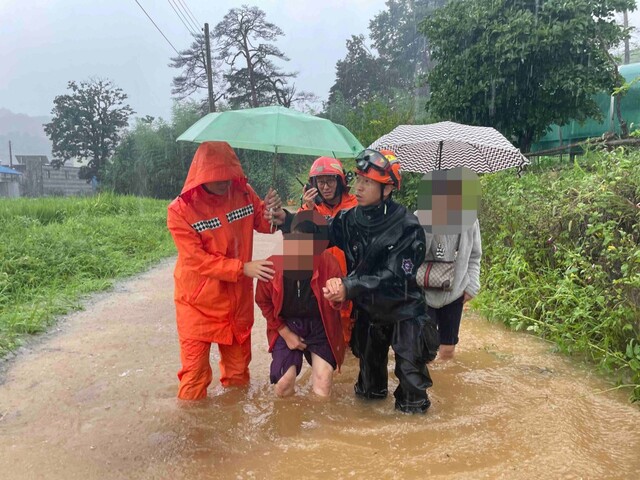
[437, 140, 443, 170]
[270, 147, 278, 233]
[272, 148, 278, 187]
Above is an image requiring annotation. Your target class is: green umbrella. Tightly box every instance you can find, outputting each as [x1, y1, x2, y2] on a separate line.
[177, 106, 364, 231]
[176, 105, 363, 159]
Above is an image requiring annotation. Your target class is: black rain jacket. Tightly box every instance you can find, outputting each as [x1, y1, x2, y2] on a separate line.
[329, 200, 427, 325]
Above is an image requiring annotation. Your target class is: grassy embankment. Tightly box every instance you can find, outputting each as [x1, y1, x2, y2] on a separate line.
[476, 149, 640, 402]
[0, 194, 176, 356]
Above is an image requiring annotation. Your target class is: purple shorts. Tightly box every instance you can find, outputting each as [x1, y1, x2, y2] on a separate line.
[270, 316, 337, 384]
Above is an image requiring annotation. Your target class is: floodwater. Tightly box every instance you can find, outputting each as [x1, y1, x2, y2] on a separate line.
[0, 232, 638, 479]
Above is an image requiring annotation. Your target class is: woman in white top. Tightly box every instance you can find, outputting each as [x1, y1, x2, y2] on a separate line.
[421, 219, 482, 360]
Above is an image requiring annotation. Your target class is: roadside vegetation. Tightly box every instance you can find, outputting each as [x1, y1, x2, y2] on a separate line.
[473, 149, 640, 402]
[0, 194, 175, 356]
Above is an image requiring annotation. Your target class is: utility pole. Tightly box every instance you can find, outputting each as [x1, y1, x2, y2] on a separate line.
[8, 140, 12, 168]
[204, 23, 215, 113]
[624, 10, 630, 65]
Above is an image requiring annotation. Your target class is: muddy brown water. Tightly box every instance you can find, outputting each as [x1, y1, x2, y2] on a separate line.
[0, 232, 638, 480]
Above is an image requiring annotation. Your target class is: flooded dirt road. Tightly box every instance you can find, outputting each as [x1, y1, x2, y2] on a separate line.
[1, 232, 639, 479]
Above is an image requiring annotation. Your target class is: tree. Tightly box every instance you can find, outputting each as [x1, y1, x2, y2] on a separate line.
[421, 0, 636, 152]
[327, 1, 447, 109]
[103, 101, 200, 198]
[287, 88, 322, 114]
[369, 0, 447, 90]
[214, 5, 297, 108]
[328, 35, 388, 108]
[169, 33, 226, 112]
[43, 79, 134, 180]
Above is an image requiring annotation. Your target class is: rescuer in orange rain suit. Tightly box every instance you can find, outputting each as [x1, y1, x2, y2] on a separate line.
[167, 141, 286, 400]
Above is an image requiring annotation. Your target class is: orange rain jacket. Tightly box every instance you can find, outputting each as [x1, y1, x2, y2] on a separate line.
[167, 142, 274, 345]
[255, 252, 346, 369]
[299, 192, 358, 341]
[299, 191, 358, 219]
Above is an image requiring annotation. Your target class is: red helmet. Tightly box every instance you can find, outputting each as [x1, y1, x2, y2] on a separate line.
[355, 149, 402, 190]
[309, 157, 348, 187]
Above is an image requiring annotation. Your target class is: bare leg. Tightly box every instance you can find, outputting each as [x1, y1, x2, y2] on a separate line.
[274, 365, 297, 397]
[310, 352, 333, 397]
[437, 344, 456, 361]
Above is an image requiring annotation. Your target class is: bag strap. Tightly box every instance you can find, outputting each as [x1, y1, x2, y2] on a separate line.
[454, 234, 461, 256]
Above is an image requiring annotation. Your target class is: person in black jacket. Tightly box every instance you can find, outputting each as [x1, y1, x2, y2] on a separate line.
[322, 149, 439, 413]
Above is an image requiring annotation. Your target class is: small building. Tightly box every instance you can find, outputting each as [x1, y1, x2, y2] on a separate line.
[13, 155, 49, 166]
[8, 155, 94, 197]
[0, 165, 22, 198]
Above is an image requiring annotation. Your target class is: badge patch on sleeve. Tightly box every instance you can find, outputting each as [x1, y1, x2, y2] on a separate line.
[402, 258, 414, 275]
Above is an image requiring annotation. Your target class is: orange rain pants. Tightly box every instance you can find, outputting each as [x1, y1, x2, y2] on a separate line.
[177, 337, 252, 400]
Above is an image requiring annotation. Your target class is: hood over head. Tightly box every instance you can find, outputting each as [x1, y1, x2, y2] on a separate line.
[181, 141, 246, 195]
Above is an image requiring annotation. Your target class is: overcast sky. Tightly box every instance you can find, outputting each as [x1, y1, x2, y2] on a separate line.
[0, 0, 389, 120]
[2, 1, 640, 121]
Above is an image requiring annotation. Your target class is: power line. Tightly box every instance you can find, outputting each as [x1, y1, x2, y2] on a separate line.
[167, 0, 198, 36]
[176, 0, 201, 31]
[173, 0, 200, 32]
[132, 0, 180, 55]
[169, 1, 197, 36]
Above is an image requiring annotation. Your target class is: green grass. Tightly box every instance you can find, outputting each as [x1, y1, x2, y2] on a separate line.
[474, 148, 640, 402]
[0, 193, 176, 356]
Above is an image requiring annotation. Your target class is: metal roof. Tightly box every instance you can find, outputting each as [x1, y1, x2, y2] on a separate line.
[0, 165, 22, 175]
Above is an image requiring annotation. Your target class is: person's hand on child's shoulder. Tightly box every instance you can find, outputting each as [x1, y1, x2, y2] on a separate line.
[243, 259, 275, 282]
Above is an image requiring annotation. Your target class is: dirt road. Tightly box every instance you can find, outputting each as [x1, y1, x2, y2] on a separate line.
[1, 232, 638, 479]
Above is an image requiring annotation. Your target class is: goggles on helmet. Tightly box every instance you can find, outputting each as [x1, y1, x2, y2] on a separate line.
[355, 149, 399, 187]
[356, 149, 390, 172]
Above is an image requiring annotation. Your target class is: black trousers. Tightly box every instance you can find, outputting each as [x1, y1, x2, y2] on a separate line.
[350, 312, 439, 413]
[426, 295, 465, 345]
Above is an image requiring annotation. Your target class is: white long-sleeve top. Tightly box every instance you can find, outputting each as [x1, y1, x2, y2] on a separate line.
[421, 219, 482, 309]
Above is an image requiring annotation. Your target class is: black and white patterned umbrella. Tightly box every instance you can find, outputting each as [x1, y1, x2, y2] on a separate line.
[369, 121, 529, 173]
